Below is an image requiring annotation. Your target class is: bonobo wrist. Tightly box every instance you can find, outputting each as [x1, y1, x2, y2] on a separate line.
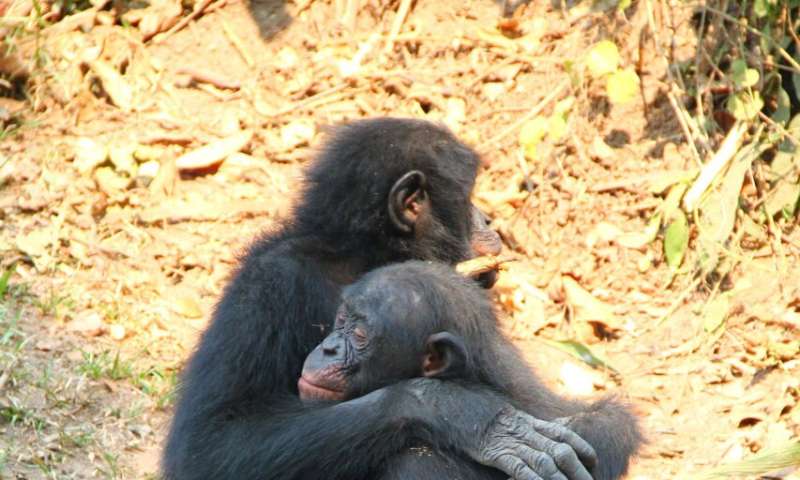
[390, 379, 510, 449]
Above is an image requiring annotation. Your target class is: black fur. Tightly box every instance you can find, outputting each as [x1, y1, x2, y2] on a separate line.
[163, 118, 498, 480]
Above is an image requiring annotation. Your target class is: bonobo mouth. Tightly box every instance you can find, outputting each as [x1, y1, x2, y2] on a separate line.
[298, 376, 347, 402]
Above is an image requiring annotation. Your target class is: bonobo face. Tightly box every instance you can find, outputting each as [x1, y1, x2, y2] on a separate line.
[298, 273, 467, 402]
[387, 169, 502, 286]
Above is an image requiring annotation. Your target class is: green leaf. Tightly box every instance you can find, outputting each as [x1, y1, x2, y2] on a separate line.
[616, 0, 632, 11]
[543, 339, 618, 373]
[731, 59, 747, 83]
[519, 117, 549, 160]
[726, 91, 764, 121]
[773, 88, 791, 125]
[606, 68, 640, 104]
[664, 210, 689, 269]
[553, 97, 575, 116]
[765, 182, 800, 218]
[696, 143, 762, 273]
[731, 60, 760, 89]
[548, 115, 568, 142]
[0, 264, 15, 298]
[703, 294, 730, 333]
[754, 0, 769, 16]
[586, 40, 620, 78]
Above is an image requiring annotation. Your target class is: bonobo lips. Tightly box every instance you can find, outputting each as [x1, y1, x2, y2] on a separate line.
[298, 376, 347, 402]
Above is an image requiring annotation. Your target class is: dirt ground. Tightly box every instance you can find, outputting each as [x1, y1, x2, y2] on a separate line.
[1, 0, 799, 478]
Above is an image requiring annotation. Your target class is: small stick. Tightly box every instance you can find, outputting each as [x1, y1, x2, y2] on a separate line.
[682, 122, 747, 211]
[465, 56, 517, 91]
[482, 79, 569, 148]
[222, 18, 254, 67]
[256, 84, 353, 118]
[383, 0, 413, 55]
[456, 256, 515, 278]
[155, 0, 215, 44]
[177, 66, 240, 90]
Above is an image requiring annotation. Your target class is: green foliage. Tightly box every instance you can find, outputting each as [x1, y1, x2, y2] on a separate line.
[693, 440, 800, 479]
[544, 339, 618, 373]
[78, 350, 132, 381]
[584, 39, 641, 105]
[586, 41, 619, 77]
[0, 264, 14, 299]
[664, 211, 689, 270]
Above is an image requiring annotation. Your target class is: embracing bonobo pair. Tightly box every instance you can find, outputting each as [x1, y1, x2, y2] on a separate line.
[163, 118, 642, 480]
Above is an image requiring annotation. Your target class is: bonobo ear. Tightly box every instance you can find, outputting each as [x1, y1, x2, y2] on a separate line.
[388, 171, 428, 234]
[422, 332, 467, 378]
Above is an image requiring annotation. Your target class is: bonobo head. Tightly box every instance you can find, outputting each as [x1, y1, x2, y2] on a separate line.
[294, 118, 501, 281]
[298, 261, 503, 402]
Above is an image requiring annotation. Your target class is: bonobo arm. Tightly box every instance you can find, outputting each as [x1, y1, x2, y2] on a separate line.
[171, 381, 597, 480]
[402, 379, 598, 480]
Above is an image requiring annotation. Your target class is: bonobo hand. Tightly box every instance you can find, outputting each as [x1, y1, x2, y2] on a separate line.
[398, 379, 597, 480]
[473, 407, 597, 480]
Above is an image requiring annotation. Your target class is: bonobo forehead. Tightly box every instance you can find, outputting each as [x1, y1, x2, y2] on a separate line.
[342, 270, 430, 331]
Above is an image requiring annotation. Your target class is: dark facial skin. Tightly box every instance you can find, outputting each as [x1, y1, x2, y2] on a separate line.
[299, 283, 428, 402]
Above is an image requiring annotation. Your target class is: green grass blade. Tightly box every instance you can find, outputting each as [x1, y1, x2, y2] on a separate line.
[692, 440, 800, 479]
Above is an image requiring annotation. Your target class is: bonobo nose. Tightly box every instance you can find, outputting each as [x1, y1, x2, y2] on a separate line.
[321, 336, 339, 355]
[470, 207, 503, 257]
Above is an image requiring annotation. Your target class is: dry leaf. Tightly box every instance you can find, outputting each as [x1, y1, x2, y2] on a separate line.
[176, 131, 253, 170]
[172, 296, 203, 318]
[73, 137, 108, 174]
[280, 120, 316, 150]
[89, 60, 134, 112]
[67, 312, 107, 337]
[562, 276, 622, 332]
[15, 228, 53, 258]
[138, 0, 181, 40]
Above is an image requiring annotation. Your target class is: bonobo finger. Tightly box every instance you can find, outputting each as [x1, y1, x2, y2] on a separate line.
[493, 455, 545, 480]
[531, 418, 598, 469]
[513, 448, 567, 480]
[517, 431, 592, 480]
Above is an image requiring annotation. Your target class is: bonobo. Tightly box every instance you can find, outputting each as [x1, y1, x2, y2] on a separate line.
[300, 261, 642, 480]
[163, 118, 595, 480]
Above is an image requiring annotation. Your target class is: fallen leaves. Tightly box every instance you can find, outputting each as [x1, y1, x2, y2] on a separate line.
[89, 60, 134, 112]
[175, 131, 253, 170]
[562, 276, 622, 340]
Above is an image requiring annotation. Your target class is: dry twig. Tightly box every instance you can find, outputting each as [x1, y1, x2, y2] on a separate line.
[383, 0, 414, 55]
[482, 79, 569, 148]
[154, 0, 216, 44]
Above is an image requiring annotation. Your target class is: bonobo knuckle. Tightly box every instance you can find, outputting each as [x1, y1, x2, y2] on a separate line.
[507, 457, 528, 478]
[534, 454, 558, 474]
[552, 444, 575, 463]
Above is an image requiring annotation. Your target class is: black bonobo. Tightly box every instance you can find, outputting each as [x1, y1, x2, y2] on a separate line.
[163, 118, 597, 480]
[300, 261, 642, 480]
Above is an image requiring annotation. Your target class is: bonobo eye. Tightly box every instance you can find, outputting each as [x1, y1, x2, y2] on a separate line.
[334, 310, 347, 328]
[353, 327, 368, 346]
